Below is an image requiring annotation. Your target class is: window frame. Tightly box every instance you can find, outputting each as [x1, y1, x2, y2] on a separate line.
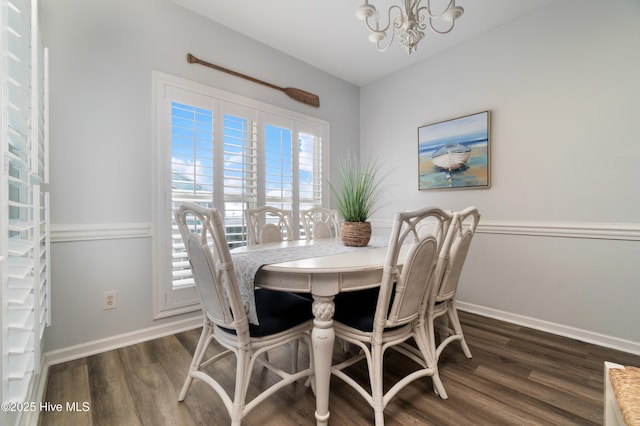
[152, 71, 330, 318]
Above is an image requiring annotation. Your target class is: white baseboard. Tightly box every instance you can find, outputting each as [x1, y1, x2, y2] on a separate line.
[43, 302, 640, 366]
[457, 301, 640, 356]
[44, 316, 203, 366]
[43, 303, 640, 366]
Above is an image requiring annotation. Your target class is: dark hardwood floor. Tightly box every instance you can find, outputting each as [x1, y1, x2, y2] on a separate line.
[40, 311, 640, 425]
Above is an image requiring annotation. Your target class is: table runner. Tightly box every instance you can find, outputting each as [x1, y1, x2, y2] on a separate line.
[232, 236, 389, 324]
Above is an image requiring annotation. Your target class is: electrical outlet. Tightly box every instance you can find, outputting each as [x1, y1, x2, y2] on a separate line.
[103, 290, 117, 310]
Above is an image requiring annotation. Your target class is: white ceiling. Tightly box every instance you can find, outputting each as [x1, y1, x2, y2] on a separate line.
[170, 0, 556, 86]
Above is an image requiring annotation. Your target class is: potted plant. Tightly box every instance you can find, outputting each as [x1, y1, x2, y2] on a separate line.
[329, 153, 387, 246]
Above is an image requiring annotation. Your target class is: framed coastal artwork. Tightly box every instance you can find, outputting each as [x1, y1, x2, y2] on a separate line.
[418, 111, 490, 190]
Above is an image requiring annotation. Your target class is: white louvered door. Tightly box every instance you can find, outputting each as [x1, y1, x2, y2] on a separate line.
[1, 0, 49, 423]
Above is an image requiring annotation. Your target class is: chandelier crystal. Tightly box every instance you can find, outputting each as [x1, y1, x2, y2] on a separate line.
[356, 0, 464, 54]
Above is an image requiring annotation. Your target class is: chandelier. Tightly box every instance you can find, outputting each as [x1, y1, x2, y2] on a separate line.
[356, 0, 464, 54]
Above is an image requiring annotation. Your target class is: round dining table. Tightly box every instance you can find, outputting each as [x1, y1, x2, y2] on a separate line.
[233, 238, 403, 426]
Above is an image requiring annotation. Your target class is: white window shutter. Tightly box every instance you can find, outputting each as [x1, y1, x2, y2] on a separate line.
[1, 0, 50, 422]
[297, 122, 324, 209]
[221, 107, 258, 248]
[170, 102, 214, 289]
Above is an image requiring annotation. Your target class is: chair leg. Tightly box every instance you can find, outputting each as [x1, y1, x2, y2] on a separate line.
[179, 324, 212, 401]
[414, 323, 448, 399]
[427, 313, 438, 362]
[306, 334, 316, 393]
[448, 303, 472, 359]
[230, 349, 251, 426]
[438, 314, 451, 340]
[291, 340, 299, 373]
[338, 337, 350, 353]
[370, 344, 385, 426]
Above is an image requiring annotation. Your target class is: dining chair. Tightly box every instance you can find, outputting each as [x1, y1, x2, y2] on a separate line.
[245, 205, 294, 245]
[301, 207, 340, 240]
[426, 206, 480, 361]
[175, 203, 314, 426]
[331, 206, 453, 425]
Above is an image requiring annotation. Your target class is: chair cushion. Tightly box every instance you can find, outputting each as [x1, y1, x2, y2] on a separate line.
[334, 288, 380, 332]
[334, 286, 404, 332]
[219, 289, 313, 337]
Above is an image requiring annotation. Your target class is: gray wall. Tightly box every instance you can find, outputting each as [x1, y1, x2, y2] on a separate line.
[41, 0, 359, 352]
[362, 0, 640, 350]
[41, 0, 640, 356]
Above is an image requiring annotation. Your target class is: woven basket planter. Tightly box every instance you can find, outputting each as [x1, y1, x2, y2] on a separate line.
[341, 222, 372, 247]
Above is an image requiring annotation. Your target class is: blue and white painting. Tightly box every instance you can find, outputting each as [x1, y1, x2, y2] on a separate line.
[418, 111, 490, 190]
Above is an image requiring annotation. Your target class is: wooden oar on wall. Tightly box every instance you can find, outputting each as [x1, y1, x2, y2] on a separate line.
[186, 53, 320, 108]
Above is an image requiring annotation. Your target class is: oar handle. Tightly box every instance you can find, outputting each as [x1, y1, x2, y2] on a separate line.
[187, 53, 281, 91]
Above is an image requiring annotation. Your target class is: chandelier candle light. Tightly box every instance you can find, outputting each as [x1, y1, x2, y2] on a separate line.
[356, 0, 464, 54]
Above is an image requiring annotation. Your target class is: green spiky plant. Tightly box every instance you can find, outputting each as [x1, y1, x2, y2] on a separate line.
[329, 153, 387, 223]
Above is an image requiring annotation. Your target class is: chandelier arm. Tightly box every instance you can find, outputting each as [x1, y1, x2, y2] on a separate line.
[363, 4, 405, 52]
[417, 0, 457, 34]
[427, 22, 457, 35]
[375, 39, 393, 52]
[363, 4, 402, 35]
[374, 15, 398, 52]
[418, 0, 454, 19]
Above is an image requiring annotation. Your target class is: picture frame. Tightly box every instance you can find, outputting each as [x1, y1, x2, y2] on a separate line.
[418, 111, 491, 190]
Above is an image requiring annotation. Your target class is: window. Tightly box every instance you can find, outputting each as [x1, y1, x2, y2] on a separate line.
[153, 72, 329, 317]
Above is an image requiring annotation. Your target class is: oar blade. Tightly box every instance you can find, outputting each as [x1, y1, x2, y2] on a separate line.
[283, 88, 320, 108]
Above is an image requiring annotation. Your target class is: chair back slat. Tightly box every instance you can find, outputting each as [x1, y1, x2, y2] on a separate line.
[245, 206, 294, 245]
[312, 221, 333, 239]
[387, 237, 438, 324]
[301, 207, 340, 240]
[185, 235, 231, 324]
[175, 203, 250, 342]
[435, 207, 480, 303]
[375, 206, 452, 330]
[259, 222, 285, 244]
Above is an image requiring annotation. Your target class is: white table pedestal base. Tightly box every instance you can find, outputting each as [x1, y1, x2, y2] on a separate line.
[311, 295, 335, 426]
